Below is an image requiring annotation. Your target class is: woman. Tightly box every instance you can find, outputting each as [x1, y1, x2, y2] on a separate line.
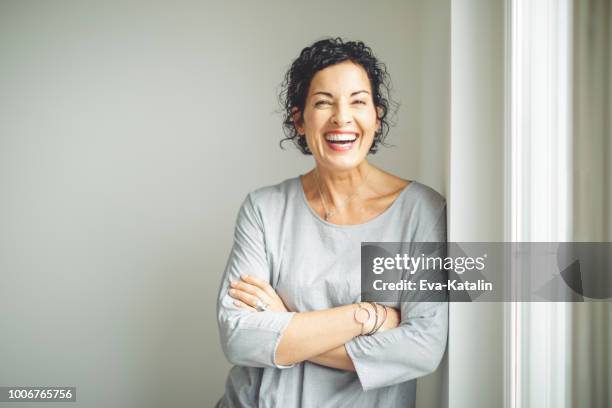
[215, 38, 447, 408]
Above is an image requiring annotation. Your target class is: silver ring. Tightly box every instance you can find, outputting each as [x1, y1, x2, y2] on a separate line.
[254, 299, 269, 312]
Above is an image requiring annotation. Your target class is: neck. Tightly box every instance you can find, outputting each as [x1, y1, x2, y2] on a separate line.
[314, 161, 372, 206]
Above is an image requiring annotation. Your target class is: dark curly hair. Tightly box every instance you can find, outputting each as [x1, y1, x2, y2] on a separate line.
[279, 37, 396, 155]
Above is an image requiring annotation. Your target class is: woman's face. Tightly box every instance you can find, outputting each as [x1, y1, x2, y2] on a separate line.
[297, 61, 380, 173]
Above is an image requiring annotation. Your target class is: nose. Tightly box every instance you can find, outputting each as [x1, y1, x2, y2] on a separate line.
[331, 103, 352, 126]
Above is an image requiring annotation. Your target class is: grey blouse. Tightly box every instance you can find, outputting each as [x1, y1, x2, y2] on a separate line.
[215, 176, 448, 408]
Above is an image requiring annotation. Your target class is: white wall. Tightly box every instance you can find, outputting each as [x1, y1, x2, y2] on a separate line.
[415, 1, 451, 407]
[0, 1, 450, 407]
[448, 0, 505, 407]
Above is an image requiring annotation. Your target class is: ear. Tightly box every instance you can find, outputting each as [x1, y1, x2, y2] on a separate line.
[375, 106, 383, 132]
[291, 107, 304, 135]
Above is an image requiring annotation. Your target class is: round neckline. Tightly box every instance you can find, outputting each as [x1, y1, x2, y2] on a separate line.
[296, 176, 415, 230]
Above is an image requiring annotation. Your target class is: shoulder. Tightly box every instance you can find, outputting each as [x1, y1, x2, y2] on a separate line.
[408, 181, 446, 213]
[247, 177, 298, 207]
[400, 181, 446, 240]
[373, 167, 445, 213]
[240, 177, 300, 220]
[395, 180, 446, 229]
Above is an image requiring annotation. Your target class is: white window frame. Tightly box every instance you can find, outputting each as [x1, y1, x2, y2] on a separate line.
[505, 0, 573, 407]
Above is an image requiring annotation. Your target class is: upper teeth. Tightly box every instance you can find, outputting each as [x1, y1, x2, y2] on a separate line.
[325, 133, 357, 142]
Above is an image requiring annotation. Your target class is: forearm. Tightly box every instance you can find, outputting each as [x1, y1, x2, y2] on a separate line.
[275, 304, 361, 366]
[306, 305, 400, 371]
[308, 345, 355, 371]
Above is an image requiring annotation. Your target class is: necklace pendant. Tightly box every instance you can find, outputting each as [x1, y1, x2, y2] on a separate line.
[325, 211, 334, 220]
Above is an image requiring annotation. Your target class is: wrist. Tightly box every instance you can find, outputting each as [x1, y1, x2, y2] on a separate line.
[365, 302, 380, 335]
[353, 302, 379, 336]
[371, 303, 388, 333]
[352, 302, 372, 336]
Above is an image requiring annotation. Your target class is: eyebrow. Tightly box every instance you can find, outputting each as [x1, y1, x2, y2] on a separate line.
[312, 90, 370, 97]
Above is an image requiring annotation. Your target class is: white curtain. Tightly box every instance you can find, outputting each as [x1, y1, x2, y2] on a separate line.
[571, 0, 612, 407]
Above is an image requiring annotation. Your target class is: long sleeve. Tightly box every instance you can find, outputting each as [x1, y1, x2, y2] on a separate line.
[345, 202, 449, 391]
[216, 193, 295, 368]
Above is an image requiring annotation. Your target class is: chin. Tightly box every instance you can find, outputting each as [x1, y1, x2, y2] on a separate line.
[323, 154, 367, 172]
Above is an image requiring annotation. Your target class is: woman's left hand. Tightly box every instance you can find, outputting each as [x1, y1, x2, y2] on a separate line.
[228, 274, 291, 312]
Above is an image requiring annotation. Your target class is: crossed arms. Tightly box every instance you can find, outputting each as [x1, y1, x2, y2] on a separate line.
[215, 194, 448, 391]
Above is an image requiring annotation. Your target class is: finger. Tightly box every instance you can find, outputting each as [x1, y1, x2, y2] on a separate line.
[232, 299, 256, 311]
[228, 288, 261, 308]
[231, 280, 268, 301]
[240, 274, 277, 298]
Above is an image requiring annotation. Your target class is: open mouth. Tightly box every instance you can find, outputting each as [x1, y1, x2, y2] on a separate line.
[324, 132, 358, 151]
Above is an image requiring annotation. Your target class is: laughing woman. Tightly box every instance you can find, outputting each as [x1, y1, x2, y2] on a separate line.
[215, 38, 448, 408]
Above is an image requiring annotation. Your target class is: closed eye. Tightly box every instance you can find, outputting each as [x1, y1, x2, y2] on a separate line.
[315, 100, 332, 107]
[353, 100, 367, 105]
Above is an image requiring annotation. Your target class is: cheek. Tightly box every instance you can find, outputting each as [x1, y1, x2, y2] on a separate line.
[358, 112, 379, 133]
[306, 110, 329, 128]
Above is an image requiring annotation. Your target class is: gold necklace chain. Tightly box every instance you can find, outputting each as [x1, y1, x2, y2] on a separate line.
[314, 167, 370, 221]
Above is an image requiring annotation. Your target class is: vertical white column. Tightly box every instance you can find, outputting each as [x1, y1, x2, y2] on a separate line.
[507, 0, 572, 407]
